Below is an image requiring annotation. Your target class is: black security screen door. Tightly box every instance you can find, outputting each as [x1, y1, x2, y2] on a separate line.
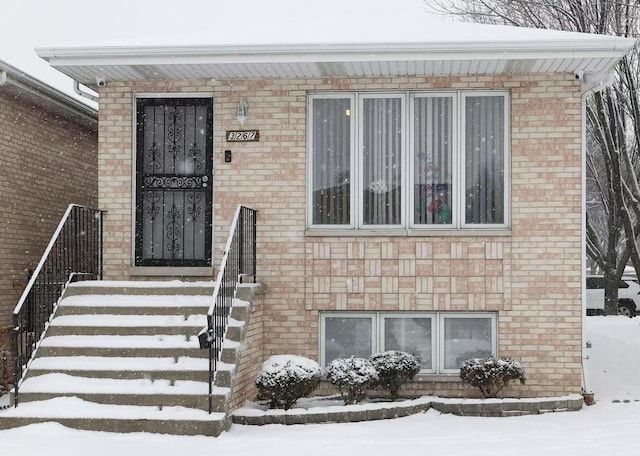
[135, 98, 213, 267]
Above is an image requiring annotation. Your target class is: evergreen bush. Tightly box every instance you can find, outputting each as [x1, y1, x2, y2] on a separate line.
[255, 355, 322, 410]
[459, 356, 526, 398]
[325, 357, 378, 405]
[370, 350, 420, 399]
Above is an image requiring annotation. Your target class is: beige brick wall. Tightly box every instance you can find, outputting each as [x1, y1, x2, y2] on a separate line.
[0, 90, 98, 348]
[230, 295, 264, 409]
[98, 74, 582, 398]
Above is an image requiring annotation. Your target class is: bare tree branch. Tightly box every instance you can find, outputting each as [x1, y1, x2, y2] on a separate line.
[426, 0, 640, 314]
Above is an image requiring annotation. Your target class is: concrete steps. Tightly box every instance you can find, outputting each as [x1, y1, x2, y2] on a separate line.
[0, 397, 227, 436]
[27, 356, 210, 382]
[0, 280, 260, 436]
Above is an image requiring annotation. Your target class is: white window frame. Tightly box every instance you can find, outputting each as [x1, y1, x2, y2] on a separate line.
[460, 92, 510, 229]
[320, 312, 497, 374]
[358, 93, 406, 229]
[409, 92, 458, 228]
[307, 91, 510, 230]
[439, 313, 498, 374]
[379, 313, 437, 374]
[319, 313, 375, 368]
[306, 94, 356, 229]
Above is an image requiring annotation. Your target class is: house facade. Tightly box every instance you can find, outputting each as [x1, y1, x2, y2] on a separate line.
[35, 16, 635, 402]
[0, 60, 97, 357]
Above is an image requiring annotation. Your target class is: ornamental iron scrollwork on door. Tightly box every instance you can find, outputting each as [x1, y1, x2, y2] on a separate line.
[187, 193, 203, 222]
[135, 98, 213, 267]
[165, 203, 182, 259]
[145, 192, 162, 221]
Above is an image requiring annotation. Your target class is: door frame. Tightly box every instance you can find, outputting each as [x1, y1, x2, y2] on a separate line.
[131, 93, 215, 273]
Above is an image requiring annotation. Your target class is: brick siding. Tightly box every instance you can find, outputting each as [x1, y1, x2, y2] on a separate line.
[0, 90, 97, 353]
[98, 74, 583, 398]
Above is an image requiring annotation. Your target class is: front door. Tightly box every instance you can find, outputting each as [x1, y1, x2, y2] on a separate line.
[135, 97, 213, 267]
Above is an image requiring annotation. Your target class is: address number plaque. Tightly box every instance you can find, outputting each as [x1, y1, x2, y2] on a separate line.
[226, 130, 260, 142]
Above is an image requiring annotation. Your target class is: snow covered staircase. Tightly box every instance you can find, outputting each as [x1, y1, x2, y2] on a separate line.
[0, 280, 253, 436]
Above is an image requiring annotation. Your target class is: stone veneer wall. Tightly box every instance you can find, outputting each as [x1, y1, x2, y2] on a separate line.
[97, 74, 583, 398]
[0, 90, 97, 355]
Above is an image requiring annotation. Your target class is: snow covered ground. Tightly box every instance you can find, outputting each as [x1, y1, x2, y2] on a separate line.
[1, 316, 639, 455]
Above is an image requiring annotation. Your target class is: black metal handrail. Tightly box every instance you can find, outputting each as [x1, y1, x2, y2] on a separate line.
[12, 204, 104, 406]
[199, 205, 256, 414]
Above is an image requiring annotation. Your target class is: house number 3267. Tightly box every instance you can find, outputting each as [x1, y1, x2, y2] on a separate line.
[226, 130, 259, 142]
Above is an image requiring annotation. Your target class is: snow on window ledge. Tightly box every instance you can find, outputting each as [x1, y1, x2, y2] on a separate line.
[304, 228, 511, 238]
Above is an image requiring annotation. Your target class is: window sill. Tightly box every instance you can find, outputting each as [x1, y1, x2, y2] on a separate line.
[305, 228, 511, 238]
[414, 374, 463, 383]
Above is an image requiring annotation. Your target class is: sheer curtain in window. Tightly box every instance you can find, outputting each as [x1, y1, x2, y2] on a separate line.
[311, 98, 351, 225]
[362, 97, 403, 226]
[464, 96, 505, 224]
[413, 96, 453, 225]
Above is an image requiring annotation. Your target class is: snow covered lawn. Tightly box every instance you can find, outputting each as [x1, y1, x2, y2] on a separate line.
[1, 316, 639, 455]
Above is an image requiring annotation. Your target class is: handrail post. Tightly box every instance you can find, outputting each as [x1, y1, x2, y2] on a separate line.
[12, 313, 19, 407]
[238, 208, 245, 280]
[208, 342, 213, 413]
[99, 210, 104, 280]
[251, 209, 257, 283]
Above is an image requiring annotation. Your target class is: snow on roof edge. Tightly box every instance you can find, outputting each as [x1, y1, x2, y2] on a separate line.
[37, 34, 637, 61]
[0, 58, 97, 118]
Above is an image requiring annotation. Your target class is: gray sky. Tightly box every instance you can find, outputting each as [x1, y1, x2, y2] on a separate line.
[3, 0, 223, 102]
[1, 0, 478, 104]
[1, 0, 608, 106]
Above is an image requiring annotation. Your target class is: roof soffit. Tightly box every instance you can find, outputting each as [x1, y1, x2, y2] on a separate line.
[36, 37, 637, 87]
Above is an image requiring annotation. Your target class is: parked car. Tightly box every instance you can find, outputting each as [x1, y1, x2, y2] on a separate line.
[586, 276, 639, 317]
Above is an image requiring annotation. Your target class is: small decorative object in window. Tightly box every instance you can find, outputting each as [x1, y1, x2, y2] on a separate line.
[459, 356, 526, 398]
[368, 179, 389, 194]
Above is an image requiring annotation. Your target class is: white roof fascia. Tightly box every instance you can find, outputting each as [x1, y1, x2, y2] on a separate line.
[36, 37, 636, 66]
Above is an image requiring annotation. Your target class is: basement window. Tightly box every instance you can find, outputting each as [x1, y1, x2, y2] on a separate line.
[320, 312, 497, 374]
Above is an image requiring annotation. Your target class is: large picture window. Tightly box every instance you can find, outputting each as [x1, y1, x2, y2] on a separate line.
[320, 312, 497, 374]
[308, 91, 509, 229]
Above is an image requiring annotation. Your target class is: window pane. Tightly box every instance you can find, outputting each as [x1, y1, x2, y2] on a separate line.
[362, 97, 403, 225]
[324, 317, 372, 364]
[465, 96, 505, 224]
[413, 97, 453, 225]
[443, 317, 493, 370]
[383, 317, 432, 370]
[312, 98, 351, 225]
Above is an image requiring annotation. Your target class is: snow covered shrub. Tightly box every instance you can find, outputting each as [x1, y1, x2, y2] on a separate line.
[325, 357, 379, 405]
[370, 350, 420, 400]
[455, 349, 492, 368]
[255, 355, 322, 410]
[459, 356, 526, 398]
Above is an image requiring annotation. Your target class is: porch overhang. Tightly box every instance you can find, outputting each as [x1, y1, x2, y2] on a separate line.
[36, 37, 636, 90]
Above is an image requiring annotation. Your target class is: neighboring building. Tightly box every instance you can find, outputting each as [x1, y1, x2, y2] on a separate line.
[0, 60, 97, 354]
[34, 8, 635, 404]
